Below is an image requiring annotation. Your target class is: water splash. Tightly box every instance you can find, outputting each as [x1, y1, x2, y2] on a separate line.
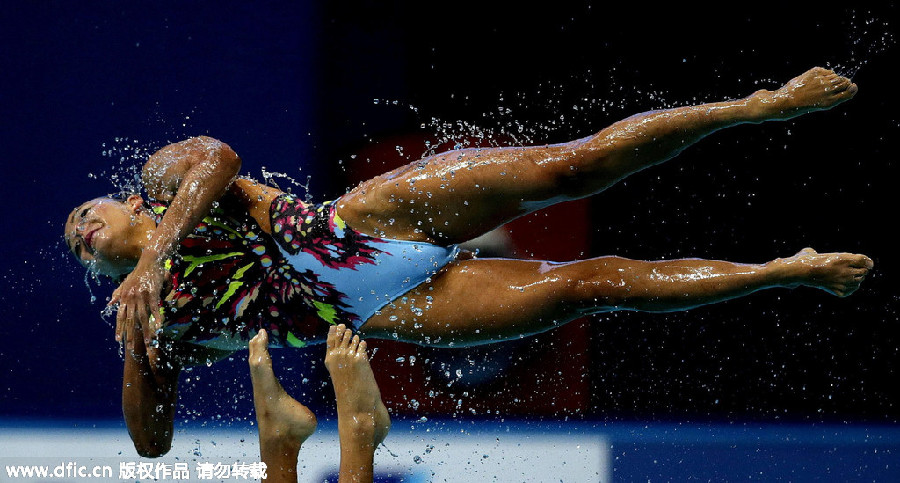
[368, 67, 719, 164]
[260, 167, 313, 203]
[92, 137, 159, 195]
[830, 10, 894, 78]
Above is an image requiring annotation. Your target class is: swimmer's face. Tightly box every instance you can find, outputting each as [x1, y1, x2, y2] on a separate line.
[63, 195, 155, 277]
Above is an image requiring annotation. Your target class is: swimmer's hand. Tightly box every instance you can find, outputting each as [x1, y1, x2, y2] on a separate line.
[110, 254, 167, 347]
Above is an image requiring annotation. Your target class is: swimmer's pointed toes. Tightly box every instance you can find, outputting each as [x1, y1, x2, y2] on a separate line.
[834, 77, 855, 93]
[835, 77, 858, 99]
[854, 255, 874, 270]
[844, 253, 871, 268]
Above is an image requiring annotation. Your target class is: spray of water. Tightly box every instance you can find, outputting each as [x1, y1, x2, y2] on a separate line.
[54, 8, 895, 448]
[830, 10, 894, 78]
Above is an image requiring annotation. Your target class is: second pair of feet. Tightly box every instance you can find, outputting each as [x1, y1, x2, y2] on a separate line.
[248, 324, 390, 476]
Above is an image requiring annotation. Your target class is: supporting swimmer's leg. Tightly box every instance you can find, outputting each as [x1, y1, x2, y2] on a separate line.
[361, 249, 873, 347]
[249, 330, 317, 483]
[338, 68, 857, 244]
[325, 325, 391, 483]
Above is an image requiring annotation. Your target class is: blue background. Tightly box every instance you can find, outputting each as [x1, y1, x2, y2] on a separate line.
[1, 0, 898, 432]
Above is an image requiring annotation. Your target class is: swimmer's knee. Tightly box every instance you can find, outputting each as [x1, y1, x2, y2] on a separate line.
[562, 257, 638, 309]
[540, 142, 616, 199]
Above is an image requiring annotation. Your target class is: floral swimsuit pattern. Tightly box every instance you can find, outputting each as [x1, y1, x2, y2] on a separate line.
[155, 193, 458, 350]
[154, 196, 354, 349]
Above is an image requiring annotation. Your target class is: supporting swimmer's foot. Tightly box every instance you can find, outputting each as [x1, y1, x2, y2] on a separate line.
[248, 329, 317, 474]
[769, 248, 874, 297]
[751, 67, 858, 121]
[325, 325, 390, 443]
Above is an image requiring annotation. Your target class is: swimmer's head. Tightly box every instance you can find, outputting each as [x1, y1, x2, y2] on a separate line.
[63, 194, 157, 278]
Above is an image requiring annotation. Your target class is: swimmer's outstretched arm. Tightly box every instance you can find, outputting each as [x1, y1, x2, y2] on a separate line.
[110, 136, 241, 344]
[121, 332, 181, 457]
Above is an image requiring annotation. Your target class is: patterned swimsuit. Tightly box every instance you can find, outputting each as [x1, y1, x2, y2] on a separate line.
[156, 193, 458, 350]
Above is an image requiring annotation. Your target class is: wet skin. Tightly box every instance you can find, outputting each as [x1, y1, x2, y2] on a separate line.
[247, 326, 390, 483]
[64, 195, 156, 278]
[66, 67, 872, 456]
[324, 325, 391, 482]
[248, 329, 317, 483]
[67, 67, 871, 346]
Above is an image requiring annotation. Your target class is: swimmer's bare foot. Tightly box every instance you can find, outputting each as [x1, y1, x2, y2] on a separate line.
[751, 67, 858, 121]
[325, 324, 391, 482]
[325, 325, 390, 442]
[769, 248, 874, 297]
[248, 329, 316, 480]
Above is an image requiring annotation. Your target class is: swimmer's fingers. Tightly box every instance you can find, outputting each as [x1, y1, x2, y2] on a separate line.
[115, 299, 127, 345]
[123, 266, 165, 344]
[115, 299, 146, 348]
[116, 302, 135, 351]
[111, 276, 136, 343]
[119, 287, 149, 344]
[133, 302, 148, 346]
[109, 287, 120, 307]
[131, 295, 156, 346]
[114, 300, 123, 344]
[148, 292, 163, 338]
[140, 301, 164, 347]
[142, 319, 154, 348]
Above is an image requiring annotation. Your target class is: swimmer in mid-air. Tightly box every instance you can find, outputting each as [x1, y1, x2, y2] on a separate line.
[65, 67, 872, 456]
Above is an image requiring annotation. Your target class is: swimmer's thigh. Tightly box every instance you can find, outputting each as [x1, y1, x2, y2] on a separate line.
[338, 142, 597, 244]
[359, 257, 598, 347]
